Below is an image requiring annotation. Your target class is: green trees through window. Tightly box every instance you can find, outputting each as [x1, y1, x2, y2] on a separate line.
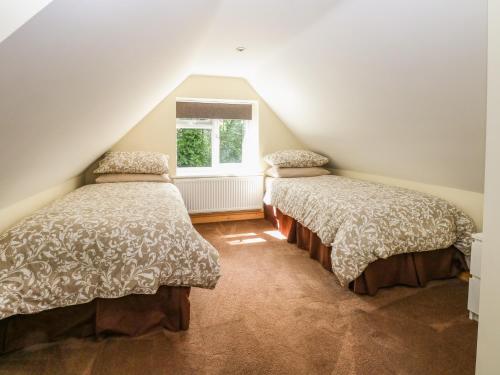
[177, 119, 245, 168]
[176, 128, 212, 167]
[219, 119, 245, 163]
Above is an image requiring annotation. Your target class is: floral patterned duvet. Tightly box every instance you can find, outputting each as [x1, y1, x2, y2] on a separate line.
[0, 182, 220, 319]
[264, 175, 474, 286]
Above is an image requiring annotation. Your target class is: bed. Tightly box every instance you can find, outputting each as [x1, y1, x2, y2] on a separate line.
[263, 175, 474, 295]
[0, 182, 220, 353]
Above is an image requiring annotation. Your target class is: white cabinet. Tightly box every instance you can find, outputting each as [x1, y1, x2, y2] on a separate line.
[468, 233, 483, 321]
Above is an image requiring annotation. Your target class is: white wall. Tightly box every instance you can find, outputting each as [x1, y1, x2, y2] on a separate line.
[475, 1, 500, 373]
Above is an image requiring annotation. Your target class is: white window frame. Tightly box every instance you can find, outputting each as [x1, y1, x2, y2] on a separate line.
[175, 98, 259, 177]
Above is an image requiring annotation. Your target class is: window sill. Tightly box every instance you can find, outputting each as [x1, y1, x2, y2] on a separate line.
[173, 171, 263, 179]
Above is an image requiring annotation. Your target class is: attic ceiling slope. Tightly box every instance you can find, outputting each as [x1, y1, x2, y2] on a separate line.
[0, 0, 219, 208]
[189, 0, 338, 77]
[0, 0, 53, 43]
[249, 0, 487, 192]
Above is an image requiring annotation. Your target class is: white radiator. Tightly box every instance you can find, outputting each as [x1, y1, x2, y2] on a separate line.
[174, 175, 264, 214]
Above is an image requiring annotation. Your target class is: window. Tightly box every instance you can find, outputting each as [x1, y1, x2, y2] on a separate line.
[176, 100, 258, 176]
[177, 121, 213, 168]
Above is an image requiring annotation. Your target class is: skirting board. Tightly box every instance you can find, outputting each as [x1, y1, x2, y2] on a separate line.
[191, 210, 264, 224]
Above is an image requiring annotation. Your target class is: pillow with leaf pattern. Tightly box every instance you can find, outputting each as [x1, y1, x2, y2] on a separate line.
[94, 151, 169, 174]
[264, 150, 328, 168]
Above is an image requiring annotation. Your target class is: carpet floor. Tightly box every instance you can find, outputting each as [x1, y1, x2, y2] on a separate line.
[0, 219, 477, 375]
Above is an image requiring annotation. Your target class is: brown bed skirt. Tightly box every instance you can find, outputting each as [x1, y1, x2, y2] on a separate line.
[0, 286, 190, 354]
[264, 204, 467, 295]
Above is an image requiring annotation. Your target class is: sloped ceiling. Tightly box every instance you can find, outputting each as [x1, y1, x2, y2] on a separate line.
[250, 0, 487, 192]
[0, 0, 217, 207]
[0, 0, 487, 208]
[0, 0, 53, 43]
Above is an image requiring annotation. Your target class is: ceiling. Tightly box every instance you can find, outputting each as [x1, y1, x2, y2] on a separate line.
[0, 0, 487, 208]
[250, 0, 487, 192]
[0, 0, 53, 43]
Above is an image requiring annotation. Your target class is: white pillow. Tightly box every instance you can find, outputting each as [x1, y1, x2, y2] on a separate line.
[94, 151, 169, 175]
[265, 167, 331, 178]
[264, 150, 328, 168]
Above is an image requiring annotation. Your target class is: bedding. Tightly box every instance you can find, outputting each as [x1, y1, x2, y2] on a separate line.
[263, 149, 328, 168]
[265, 204, 467, 295]
[95, 173, 172, 183]
[264, 175, 474, 286]
[94, 151, 169, 174]
[265, 167, 330, 178]
[0, 182, 220, 319]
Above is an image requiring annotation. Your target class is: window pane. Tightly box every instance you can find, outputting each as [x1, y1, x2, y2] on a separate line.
[219, 119, 245, 164]
[177, 128, 212, 167]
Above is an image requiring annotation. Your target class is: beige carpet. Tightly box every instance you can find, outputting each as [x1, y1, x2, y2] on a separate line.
[0, 219, 477, 375]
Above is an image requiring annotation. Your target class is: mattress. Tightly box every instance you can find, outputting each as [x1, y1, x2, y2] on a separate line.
[0, 182, 220, 319]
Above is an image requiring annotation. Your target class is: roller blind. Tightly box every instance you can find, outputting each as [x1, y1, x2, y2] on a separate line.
[176, 101, 252, 120]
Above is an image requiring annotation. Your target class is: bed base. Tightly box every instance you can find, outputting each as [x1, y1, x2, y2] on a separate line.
[0, 286, 190, 354]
